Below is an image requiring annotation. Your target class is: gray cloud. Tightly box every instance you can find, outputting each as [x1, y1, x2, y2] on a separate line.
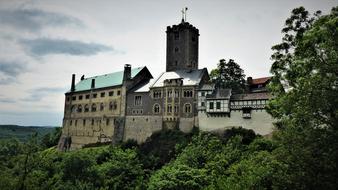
[21, 38, 114, 56]
[0, 8, 83, 32]
[0, 61, 27, 85]
[21, 87, 66, 102]
[0, 99, 16, 103]
[0, 60, 26, 77]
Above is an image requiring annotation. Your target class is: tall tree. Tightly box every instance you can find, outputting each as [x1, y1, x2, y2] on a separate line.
[268, 6, 338, 189]
[210, 59, 246, 93]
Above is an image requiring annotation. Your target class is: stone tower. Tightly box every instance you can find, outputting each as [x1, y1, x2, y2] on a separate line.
[166, 20, 199, 71]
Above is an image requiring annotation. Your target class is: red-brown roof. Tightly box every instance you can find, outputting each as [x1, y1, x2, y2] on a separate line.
[251, 77, 271, 85]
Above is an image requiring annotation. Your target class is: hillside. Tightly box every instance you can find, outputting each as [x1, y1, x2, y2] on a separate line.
[0, 125, 57, 141]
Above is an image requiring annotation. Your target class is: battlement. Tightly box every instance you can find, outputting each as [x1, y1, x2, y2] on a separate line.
[166, 22, 199, 34]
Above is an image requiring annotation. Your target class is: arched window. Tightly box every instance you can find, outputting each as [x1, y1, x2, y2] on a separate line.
[167, 104, 172, 113]
[113, 101, 117, 110]
[77, 105, 82, 112]
[100, 103, 104, 111]
[184, 103, 191, 113]
[153, 104, 160, 114]
[71, 105, 76, 113]
[91, 104, 97, 112]
[84, 104, 89, 112]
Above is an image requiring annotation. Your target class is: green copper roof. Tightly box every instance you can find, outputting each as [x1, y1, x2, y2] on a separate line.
[70, 67, 144, 92]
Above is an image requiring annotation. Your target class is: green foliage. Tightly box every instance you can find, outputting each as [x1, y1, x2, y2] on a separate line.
[41, 127, 62, 148]
[0, 125, 56, 142]
[210, 59, 246, 93]
[267, 6, 338, 190]
[138, 129, 193, 170]
[268, 6, 338, 128]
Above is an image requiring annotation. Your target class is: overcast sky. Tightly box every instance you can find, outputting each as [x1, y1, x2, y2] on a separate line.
[0, 0, 336, 126]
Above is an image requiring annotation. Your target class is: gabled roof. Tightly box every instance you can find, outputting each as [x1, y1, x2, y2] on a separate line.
[70, 67, 145, 92]
[206, 88, 232, 99]
[151, 69, 207, 88]
[133, 79, 155, 92]
[251, 77, 271, 85]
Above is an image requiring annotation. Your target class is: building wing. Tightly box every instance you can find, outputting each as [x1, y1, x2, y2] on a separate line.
[69, 67, 146, 93]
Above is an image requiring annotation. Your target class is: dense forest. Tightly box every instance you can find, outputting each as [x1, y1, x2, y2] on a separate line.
[0, 125, 56, 142]
[0, 6, 337, 190]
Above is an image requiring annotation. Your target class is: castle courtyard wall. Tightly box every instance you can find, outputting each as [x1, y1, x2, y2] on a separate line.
[198, 109, 275, 135]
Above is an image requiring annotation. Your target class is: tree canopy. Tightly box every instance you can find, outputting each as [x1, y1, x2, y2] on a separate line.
[210, 59, 246, 93]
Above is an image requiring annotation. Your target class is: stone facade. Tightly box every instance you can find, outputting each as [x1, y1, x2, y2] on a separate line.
[166, 21, 199, 72]
[124, 69, 209, 143]
[58, 19, 275, 150]
[198, 86, 275, 136]
[58, 66, 153, 150]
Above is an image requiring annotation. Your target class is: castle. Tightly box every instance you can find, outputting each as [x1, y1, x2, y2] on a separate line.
[58, 18, 274, 150]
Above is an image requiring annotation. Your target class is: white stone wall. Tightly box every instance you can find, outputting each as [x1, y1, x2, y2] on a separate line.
[198, 109, 275, 135]
[124, 116, 162, 143]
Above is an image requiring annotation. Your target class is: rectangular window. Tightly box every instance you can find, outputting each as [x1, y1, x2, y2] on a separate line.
[174, 105, 179, 113]
[101, 92, 105, 97]
[209, 102, 214, 109]
[201, 92, 205, 96]
[183, 90, 193, 98]
[85, 94, 90, 99]
[92, 93, 97, 98]
[109, 91, 114, 96]
[153, 91, 162, 98]
[167, 104, 172, 113]
[242, 108, 251, 119]
[134, 96, 142, 106]
[72, 96, 76, 101]
[66, 97, 70, 101]
[174, 91, 179, 98]
[167, 90, 173, 98]
[174, 33, 179, 40]
[201, 102, 205, 107]
[79, 95, 83, 100]
[216, 102, 221, 109]
[117, 90, 121, 96]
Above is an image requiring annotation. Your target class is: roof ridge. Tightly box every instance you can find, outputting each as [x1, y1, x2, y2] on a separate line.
[83, 66, 144, 80]
[150, 71, 165, 88]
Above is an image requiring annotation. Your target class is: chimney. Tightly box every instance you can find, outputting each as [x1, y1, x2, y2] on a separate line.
[71, 74, 75, 92]
[123, 64, 131, 82]
[247, 77, 253, 85]
[80, 75, 85, 80]
[91, 79, 95, 89]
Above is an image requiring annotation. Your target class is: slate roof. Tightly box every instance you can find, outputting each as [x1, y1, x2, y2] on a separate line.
[151, 69, 207, 88]
[70, 67, 145, 92]
[206, 88, 232, 99]
[231, 92, 271, 100]
[199, 83, 215, 91]
[134, 79, 155, 92]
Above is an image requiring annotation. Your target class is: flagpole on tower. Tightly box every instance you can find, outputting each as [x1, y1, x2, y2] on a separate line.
[181, 7, 188, 23]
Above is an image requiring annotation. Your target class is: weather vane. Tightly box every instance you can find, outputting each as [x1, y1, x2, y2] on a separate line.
[181, 7, 188, 22]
